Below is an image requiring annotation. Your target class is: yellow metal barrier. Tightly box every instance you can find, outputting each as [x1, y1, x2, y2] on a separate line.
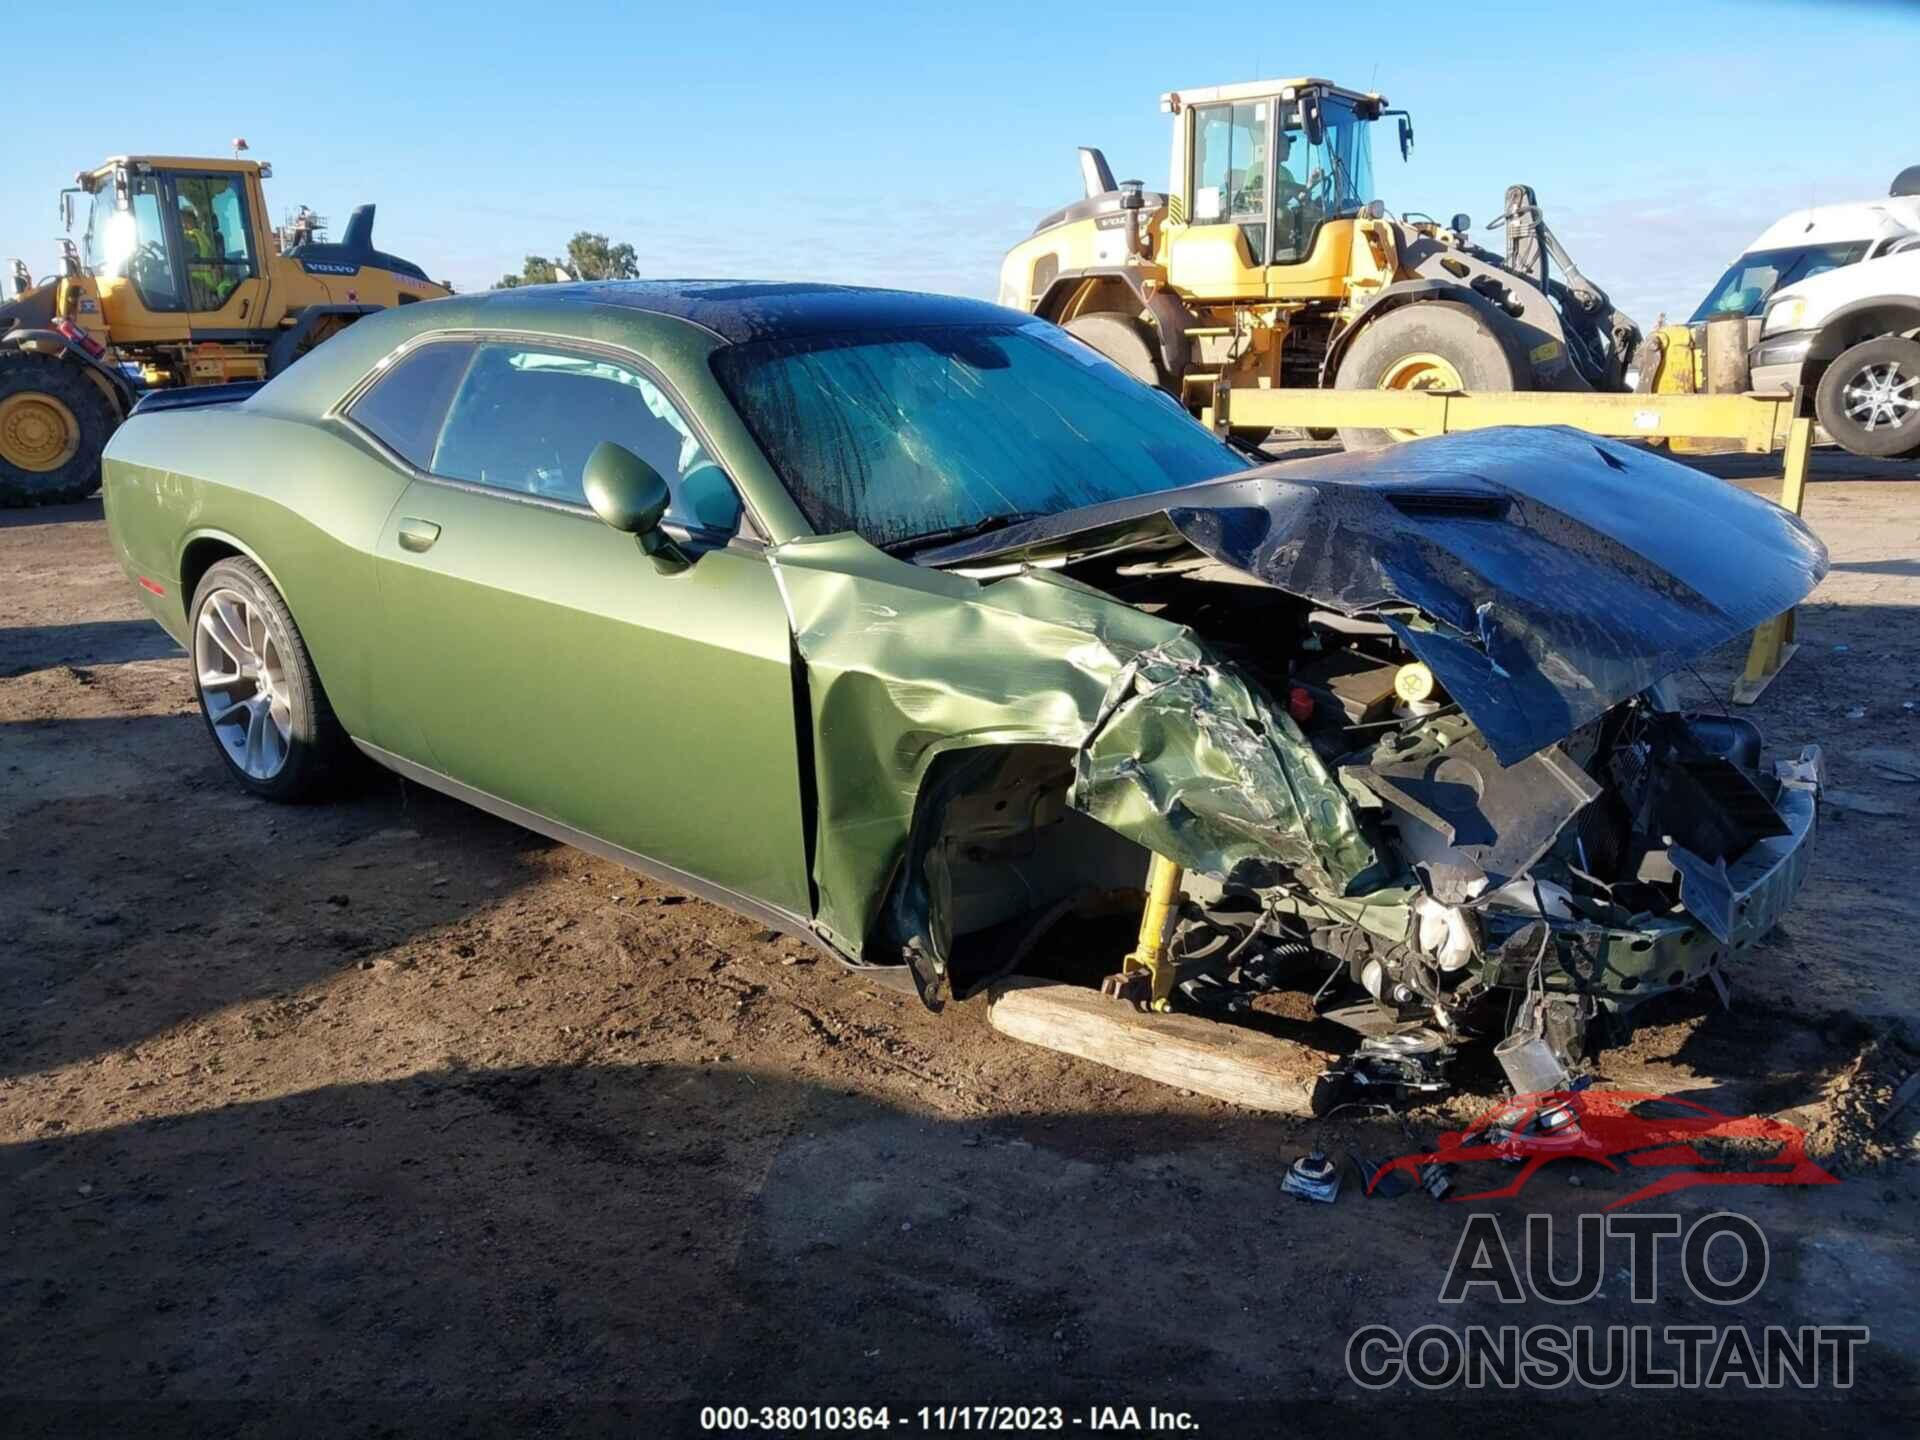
[1203, 387, 1798, 451]
[1204, 386, 1813, 705]
[1732, 415, 1814, 703]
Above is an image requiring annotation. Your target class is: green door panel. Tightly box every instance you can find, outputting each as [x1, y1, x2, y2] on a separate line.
[373, 480, 812, 917]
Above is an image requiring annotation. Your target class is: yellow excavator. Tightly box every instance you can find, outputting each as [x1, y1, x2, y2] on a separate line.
[999, 78, 1640, 447]
[1, 151, 449, 504]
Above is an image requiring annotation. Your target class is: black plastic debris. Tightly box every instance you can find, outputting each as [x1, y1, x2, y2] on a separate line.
[1282, 1151, 1343, 1204]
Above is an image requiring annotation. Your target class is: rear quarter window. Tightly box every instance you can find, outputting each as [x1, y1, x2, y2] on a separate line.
[345, 341, 476, 469]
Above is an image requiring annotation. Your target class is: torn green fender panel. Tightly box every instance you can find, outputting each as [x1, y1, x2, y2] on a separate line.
[1074, 639, 1377, 896]
[769, 535, 1375, 955]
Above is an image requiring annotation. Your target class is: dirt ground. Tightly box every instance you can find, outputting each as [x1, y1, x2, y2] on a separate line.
[3, 446, 1918, 1436]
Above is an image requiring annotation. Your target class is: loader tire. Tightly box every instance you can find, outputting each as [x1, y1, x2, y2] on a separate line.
[1815, 335, 1920, 459]
[1333, 301, 1522, 451]
[0, 351, 115, 506]
[1064, 313, 1170, 392]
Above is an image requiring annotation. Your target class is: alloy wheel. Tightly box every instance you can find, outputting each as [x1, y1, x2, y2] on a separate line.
[1841, 359, 1918, 433]
[195, 587, 293, 779]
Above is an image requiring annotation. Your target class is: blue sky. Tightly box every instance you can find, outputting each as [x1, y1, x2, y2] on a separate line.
[4, 0, 1914, 327]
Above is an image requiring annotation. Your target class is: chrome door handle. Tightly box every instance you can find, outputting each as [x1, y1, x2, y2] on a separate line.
[397, 518, 441, 553]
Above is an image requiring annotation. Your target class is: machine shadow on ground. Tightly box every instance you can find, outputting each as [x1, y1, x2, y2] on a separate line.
[3, 1058, 1915, 1438]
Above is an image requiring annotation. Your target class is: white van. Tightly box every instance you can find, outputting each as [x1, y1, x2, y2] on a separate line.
[1690, 172, 1920, 344]
[1749, 245, 1920, 457]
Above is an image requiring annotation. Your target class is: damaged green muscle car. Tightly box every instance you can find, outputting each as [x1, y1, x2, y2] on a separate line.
[101, 282, 1826, 1093]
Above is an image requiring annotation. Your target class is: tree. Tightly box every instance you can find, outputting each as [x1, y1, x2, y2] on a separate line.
[494, 231, 638, 289]
[564, 232, 639, 281]
[494, 256, 557, 289]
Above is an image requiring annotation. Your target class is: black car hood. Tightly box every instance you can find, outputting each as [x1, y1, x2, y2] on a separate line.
[917, 427, 1828, 766]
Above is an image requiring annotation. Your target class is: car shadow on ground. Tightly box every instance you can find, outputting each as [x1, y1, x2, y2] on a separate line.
[0, 712, 550, 1082]
[3, 1059, 1913, 1437]
[0, 621, 183, 676]
[1828, 558, 1920, 577]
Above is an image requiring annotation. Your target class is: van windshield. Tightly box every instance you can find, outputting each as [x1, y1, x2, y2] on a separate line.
[1689, 242, 1870, 322]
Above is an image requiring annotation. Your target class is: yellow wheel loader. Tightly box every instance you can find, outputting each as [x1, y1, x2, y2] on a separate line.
[999, 78, 1641, 448]
[0, 154, 449, 504]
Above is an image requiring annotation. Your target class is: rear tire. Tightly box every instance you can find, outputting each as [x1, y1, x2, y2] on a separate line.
[190, 557, 349, 802]
[1333, 301, 1522, 451]
[1815, 335, 1920, 459]
[266, 311, 361, 377]
[0, 351, 115, 506]
[1062, 313, 1170, 392]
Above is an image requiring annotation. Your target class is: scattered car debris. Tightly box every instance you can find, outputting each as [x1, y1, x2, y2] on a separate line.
[1310, 1029, 1455, 1115]
[1281, 1151, 1343, 1204]
[1350, 1151, 1453, 1200]
[1492, 991, 1593, 1095]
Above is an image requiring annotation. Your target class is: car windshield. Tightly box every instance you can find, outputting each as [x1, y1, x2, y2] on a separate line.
[711, 321, 1246, 550]
[1688, 241, 1871, 321]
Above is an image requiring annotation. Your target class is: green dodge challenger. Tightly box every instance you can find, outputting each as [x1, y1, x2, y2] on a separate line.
[102, 281, 1826, 1093]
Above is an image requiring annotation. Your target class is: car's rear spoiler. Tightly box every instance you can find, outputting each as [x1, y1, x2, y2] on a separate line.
[129, 381, 264, 418]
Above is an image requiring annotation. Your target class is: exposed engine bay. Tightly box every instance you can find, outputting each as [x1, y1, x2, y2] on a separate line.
[861, 430, 1827, 1103]
[903, 538, 1820, 1099]
[1077, 545, 1818, 1091]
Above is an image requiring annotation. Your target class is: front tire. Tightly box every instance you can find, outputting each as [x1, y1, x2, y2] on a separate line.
[0, 351, 115, 506]
[1815, 335, 1920, 459]
[190, 558, 349, 801]
[1333, 301, 1522, 451]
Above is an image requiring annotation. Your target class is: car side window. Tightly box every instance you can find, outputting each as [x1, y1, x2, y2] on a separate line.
[428, 342, 743, 532]
[346, 341, 477, 471]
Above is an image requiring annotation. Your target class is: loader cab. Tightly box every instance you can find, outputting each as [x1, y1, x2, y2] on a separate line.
[1163, 79, 1388, 300]
[73, 157, 273, 343]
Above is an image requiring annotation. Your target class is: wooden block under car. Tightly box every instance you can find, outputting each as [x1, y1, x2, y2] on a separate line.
[986, 977, 1317, 1114]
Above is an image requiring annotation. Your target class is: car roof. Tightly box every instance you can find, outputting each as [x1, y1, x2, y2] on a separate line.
[478, 280, 1027, 345]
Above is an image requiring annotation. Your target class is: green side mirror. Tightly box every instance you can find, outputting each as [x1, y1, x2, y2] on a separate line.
[583, 441, 669, 535]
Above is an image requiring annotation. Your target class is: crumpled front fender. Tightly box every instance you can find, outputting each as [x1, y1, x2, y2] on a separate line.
[1074, 638, 1375, 895]
[768, 535, 1373, 961]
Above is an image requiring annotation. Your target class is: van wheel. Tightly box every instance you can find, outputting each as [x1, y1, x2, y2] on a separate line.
[1063, 313, 1171, 392]
[0, 352, 114, 506]
[190, 557, 349, 801]
[1815, 335, 1920, 459]
[1333, 302, 1522, 450]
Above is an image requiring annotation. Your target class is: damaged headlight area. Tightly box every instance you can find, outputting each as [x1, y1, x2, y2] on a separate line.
[1170, 682, 1822, 1100]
